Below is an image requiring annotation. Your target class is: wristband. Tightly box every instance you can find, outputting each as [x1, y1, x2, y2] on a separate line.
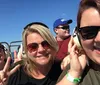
[66, 73, 81, 83]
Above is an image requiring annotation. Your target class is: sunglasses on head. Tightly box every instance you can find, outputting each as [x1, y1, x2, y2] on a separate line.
[57, 25, 69, 30]
[27, 40, 50, 52]
[78, 26, 100, 39]
[24, 22, 49, 30]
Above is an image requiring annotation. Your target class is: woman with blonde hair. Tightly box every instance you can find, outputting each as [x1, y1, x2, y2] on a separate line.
[0, 22, 62, 85]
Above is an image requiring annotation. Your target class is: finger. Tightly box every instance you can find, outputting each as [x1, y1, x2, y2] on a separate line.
[14, 50, 21, 63]
[3, 57, 11, 72]
[17, 44, 23, 60]
[10, 60, 23, 70]
[70, 44, 84, 72]
[68, 36, 74, 52]
[79, 54, 87, 69]
[17, 49, 22, 60]
[0, 71, 5, 80]
[14, 50, 17, 60]
[9, 65, 20, 76]
[2, 78, 7, 82]
[69, 44, 77, 59]
[70, 44, 81, 67]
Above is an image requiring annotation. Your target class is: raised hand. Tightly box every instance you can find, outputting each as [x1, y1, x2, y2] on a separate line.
[0, 57, 20, 84]
[68, 37, 87, 77]
[14, 50, 22, 63]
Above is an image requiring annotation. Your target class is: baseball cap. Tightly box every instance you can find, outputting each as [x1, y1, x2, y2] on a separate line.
[53, 18, 72, 29]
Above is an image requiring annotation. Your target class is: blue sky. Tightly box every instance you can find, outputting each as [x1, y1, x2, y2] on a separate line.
[0, 0, 80, 44]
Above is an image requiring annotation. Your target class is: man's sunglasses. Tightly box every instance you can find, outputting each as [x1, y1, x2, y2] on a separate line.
[27, 40, 50, 52]
[78, 26, 100, 39]
[57, 25, 69, 30]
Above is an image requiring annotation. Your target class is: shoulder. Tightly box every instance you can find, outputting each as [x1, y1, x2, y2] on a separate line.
[79, 66, 100, 85]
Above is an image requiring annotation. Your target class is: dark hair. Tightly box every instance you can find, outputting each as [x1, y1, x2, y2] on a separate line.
[77, 0, 100, 29]
[24, 22, 49, 30]
[0, 43, 5, 51]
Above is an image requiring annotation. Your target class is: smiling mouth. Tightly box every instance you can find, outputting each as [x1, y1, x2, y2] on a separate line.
[94, 46, 100, 50]
[37, 52, 50, 57]
[93, 46, 100, 54]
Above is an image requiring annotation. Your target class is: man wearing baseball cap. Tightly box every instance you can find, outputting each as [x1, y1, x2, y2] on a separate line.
[53, 18, 72, 61]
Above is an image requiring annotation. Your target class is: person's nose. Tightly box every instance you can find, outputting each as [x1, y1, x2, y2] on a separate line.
[95, 31, 100, 42]
[37, 44, 44, 52]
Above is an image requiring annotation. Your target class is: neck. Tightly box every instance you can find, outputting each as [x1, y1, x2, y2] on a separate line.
[37, 64, 51, 74]
[56, 36, 64, 41]
[31, 63, 52, 79]
[56, 35, 70, 41]
[89, 60, 100, 71]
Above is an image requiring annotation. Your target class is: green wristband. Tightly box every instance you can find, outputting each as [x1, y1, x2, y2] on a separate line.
[66, 73, 81, 83]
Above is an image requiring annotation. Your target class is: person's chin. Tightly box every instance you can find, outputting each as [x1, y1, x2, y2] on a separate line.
[92, 57, 100, 65]
[65, 34, 70, 37]
[36, 58, 49, 65]
[95, 60, 100, 65]
[36, 62, 49, 66]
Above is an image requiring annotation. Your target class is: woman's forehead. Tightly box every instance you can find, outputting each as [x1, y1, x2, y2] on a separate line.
[80, 8, 100, 27]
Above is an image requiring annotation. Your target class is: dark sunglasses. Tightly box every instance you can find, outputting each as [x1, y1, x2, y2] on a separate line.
[78, 26, 100, 39]
[27, 40, 50, 52]
[57, 25, 69, 30]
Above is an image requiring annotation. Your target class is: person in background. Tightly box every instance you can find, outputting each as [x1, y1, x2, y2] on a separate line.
[0, 22, 62, 85]
[56, 0, 100, 85]
[53, 18, 72, 62]
[0, 43, 6, 70]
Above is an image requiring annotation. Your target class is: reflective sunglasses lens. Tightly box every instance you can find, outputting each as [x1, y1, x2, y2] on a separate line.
[79, 26, 99, 39]
[27, 41, 49, 52]
[27, 43, 38, 52]
[41, 41, 49, 49]
[82, 32, 97, 39]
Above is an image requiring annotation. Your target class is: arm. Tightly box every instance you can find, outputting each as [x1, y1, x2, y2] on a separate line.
[56, 37, 87, 85]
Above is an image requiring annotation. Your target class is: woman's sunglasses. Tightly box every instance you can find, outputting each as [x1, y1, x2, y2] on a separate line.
[57, 25, 69, 30]
[78, 26, 100, 39]
[27, 40, 50, 52]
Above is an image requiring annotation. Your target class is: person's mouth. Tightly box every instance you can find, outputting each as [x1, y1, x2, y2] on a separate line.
[36, 52, 50, 58]
[94, 46, 100, 54]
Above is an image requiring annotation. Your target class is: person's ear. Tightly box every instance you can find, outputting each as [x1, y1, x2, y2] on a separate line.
[54, 28, 58, 34]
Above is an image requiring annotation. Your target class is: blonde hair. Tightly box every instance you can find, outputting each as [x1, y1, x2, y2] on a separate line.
[22, 22, 58, 74]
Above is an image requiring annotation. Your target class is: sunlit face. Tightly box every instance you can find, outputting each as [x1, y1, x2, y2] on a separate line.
[55, 24, 70, 39]
[80, 8, 100, 64]
[26, 32, 55, 66]
[0, 48, 5, 64]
